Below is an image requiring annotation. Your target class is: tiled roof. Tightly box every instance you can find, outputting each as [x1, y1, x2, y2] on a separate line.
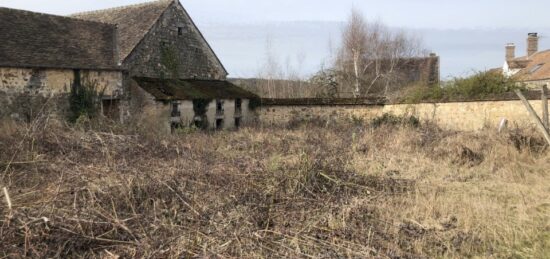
[507, 59, 530, 69]
[133, 77, 259, 100]
[72, 0, 173, 62]
[511, 50, 550, 81]
[0, 7, 119, 70]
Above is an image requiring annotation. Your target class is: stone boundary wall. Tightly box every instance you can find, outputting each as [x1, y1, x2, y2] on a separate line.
[259, 94, 547, 131]
[382, 100, 544, 131]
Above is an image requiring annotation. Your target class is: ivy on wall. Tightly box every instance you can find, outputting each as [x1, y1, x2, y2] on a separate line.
[160, 44, 180, 79]
[192, 99, 211, 129]
[68, 70, 105, 123]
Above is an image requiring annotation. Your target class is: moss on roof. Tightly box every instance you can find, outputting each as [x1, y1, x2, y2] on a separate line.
[133, 77, 259, 100]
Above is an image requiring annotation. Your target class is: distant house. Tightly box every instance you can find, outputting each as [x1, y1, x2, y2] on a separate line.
[0, 0, 257, 131]
[500, 33, 550, 88]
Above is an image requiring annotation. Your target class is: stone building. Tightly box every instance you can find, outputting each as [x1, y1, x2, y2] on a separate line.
[0, 0, 257, 130]
[0, 7, 123, 121]
[132, 77, 257, 131]
[500, 33, 550, 88]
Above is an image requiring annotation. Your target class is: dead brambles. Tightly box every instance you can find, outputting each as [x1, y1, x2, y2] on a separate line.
[0, 117, 548, 258]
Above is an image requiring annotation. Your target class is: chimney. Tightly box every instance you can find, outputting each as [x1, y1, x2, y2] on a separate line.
[506, 43, 515, 61]
[527, 32, 539, 57]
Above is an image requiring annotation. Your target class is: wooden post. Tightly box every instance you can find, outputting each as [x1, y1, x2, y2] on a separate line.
[515, 90, 550, 145]
[542, 84, 549, 129]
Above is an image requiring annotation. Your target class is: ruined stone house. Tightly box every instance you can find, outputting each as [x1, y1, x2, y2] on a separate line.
[0, 0, 257, 131]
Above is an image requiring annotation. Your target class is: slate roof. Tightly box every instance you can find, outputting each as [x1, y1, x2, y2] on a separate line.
[133, 77, 259, 100]
[0, 7, 119, 70]
[72, 0, 174, 62]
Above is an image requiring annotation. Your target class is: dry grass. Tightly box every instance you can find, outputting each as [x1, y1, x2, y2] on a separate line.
[0, 116, 548, 258]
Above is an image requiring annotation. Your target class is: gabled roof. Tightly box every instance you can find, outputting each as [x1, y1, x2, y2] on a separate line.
[72, 0, 173, 62]
[0, 7, 119, 70]
[134, 77, 259, 100]
[509, 50, 550, 81]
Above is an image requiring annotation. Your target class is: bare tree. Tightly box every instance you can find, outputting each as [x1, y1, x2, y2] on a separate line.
[252, 37, 314, 98]
[335, 8, 428, 97]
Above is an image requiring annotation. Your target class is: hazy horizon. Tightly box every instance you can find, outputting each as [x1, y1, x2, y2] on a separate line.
[1, 0, 549, 79]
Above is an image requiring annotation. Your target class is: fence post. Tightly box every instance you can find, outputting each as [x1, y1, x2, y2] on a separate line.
[515, 90, 550, 145]
[542, 84, 549, 129]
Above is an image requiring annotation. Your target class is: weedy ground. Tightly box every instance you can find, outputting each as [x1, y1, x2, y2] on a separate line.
[0, 115, 548, 258]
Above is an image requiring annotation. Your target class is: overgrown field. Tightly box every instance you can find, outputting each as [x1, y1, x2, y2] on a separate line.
[0, 117, 549, 258]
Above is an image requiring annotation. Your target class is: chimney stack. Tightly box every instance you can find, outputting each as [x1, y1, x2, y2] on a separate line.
[527, 32, 539, 57]
[506, 43, 515, 61]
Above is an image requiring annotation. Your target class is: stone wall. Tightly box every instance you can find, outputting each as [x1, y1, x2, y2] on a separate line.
[124, 2, 227, 80]
[259, 105, 384, 126]
[259, 99, 548, 131]
[383, 100, 545, 131]
[128, 81, 172, 134]
[0, 67, 123, 120]
[0, 67, 122, 97]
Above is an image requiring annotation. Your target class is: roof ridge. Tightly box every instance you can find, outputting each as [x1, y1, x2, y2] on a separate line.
[71, 0, 173, 17]
[0, 6, 114, 27]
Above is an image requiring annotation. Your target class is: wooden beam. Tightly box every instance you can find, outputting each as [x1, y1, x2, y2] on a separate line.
[542, 84, 549, 129]
[515, 90, 550, 145]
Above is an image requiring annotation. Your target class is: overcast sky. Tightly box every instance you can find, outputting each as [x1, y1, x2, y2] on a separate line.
[1, 0, 549, 78]
[1, 0, 548, 29]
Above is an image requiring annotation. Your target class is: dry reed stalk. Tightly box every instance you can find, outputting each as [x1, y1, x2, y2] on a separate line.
[3, 187, 12, 211]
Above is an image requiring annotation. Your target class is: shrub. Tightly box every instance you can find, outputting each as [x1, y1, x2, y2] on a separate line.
[403, 71, 525, 103]
[68, 79, 104, 123]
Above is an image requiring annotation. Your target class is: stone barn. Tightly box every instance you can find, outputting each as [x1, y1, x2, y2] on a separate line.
[72, 0, 258, 131]
[0, 0, 258, 130]
[0, 7, 123, 121]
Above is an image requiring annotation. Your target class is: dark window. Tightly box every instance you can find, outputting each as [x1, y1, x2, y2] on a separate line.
[102, 99, 120, 121]
[178, 27, 184, 35]
[216, 119, 224, 130]
[171, 102, 180, 117]
[235, 117, 241, 129]
[235, 99, 243, 111]
[73, 69, 81, 87]
[216, 100, 224, 115]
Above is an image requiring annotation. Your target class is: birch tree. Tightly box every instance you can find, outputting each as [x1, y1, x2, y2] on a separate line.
[336, 8, 427, 97]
